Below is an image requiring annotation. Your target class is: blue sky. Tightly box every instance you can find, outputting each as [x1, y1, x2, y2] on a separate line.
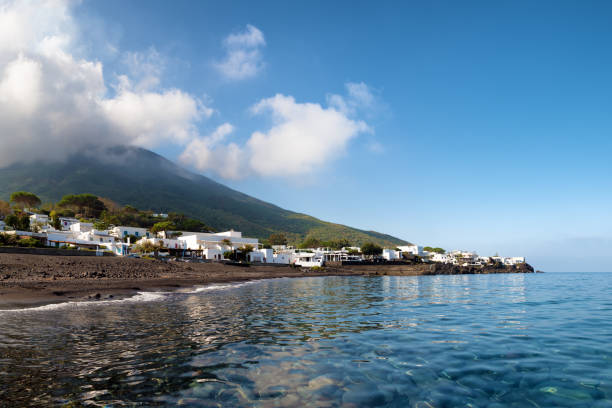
[2, 0, 612, 271]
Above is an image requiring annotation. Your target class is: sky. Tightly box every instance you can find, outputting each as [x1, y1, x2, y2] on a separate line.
[1, 0, 612, 271]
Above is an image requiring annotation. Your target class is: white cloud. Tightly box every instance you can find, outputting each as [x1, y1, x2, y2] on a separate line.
[179, 123, 246, 179]
[0, 0, 212, 168]
[224, 24, 265, 48]
[247, 95, 369, 176]
[180, 94, 370, 179]
[327, 81, 376, 115]
[0, 1, 379, 181]
[121, 47, 165, 91]
[215, 24, 266, 80]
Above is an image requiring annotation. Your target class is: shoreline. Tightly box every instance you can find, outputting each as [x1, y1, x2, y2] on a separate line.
[0, 253, 533, 310]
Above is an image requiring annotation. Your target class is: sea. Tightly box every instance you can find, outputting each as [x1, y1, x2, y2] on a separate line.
[0, 273, 611, 407]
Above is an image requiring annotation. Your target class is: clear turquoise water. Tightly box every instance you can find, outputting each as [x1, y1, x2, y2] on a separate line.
[1, 273, 611, 407]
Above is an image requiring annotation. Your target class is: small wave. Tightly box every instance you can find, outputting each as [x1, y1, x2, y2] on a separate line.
[181, 280, 261, 294]
[0, 291, 167, 313]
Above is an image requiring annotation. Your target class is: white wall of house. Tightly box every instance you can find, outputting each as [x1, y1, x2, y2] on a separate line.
[247, 251, 264, 263]
[382, 248, 400, 260]
[398, 245, 424, 256]
[70, 222, 93, 233]
[292, 251, 324, 267]
[111, 226, 150, 240]
[274, 253, 291, 264]
[140, 237, 185, 250]
[431, 253, 451, 263]
[101, 242, 131, 256]
[257, 248, 274, 263]
[504, 257, 525, 265]
[203, 248, 223, 260]
[59, 217, 80, 231]
[29, 214, 49, 225]
[77, 230, 115, 243]
[177, 231, 258, 250]
[215, 230, 243, 239]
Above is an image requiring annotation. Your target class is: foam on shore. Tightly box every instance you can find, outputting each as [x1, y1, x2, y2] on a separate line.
[0, 278, 283, 313]
[0, 291, 168, 313]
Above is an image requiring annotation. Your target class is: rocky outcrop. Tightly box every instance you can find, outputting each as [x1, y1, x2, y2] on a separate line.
[327, 262, 534, 276]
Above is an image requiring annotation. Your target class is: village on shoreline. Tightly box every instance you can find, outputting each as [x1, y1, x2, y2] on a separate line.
[0, 191, 527, 269]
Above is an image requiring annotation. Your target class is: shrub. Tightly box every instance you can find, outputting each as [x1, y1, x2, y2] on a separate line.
[0, 233, 18, 246]
[18, 237, 44, 248]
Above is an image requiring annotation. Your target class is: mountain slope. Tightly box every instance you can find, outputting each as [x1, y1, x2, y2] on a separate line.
[0, 146, 408, 247]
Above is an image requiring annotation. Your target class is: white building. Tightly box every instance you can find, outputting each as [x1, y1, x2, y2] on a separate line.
[247, 251, 265, 263]
[70, 222, 93, 233]
[29, 214, 49, 226]
[257, 248, 274, 263]
[504, 257, 526, 265]
[110, 226, 150, 240]
[431, 253, 452, 263]
[59, 217, 80, 231]
[398, 245, 424, 256]
[274, 253, 292, 264]
[77, 229, 115, 244]
[0, 220, 6, 230]
[292, 251, 324, 267]
[382, 248, 401, 260]
[178, 231, 258, 251]
[138, 237, 186, 250]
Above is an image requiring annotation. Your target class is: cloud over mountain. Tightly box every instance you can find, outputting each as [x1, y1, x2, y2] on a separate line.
[180, 93, 370, 179]
[0, 1, 375, 180]
[0, 0, 210, 168]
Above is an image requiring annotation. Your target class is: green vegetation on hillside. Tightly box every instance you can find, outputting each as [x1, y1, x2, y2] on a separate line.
[423, 246, 445, 254]
[0, 146, 409, 247]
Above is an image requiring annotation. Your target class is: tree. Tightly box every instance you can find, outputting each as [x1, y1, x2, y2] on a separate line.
[240, 244, 255, 254]
[168, 212, 213, 232]
[93, 220, 110, 231]
[150, 221, 176, 235]
[220, 238, 232, 248]
[298, 236, 321, 249]
[423, 246, 445, 254]
[98, 197, 121, 212]
[4, 213, 30, 231]
[0, 200, 11, 218]
[123, 234, 140, 244]
[231, 244, 255, 262]
[57, 194, 106, 218]
[50, 210, 62, 230]
[268, 232, 288, 246]
[323, 238, 351, 250]
[361, 242, 383, 258]
[10, 191, 41, 209]
[133, 240, 162, 255]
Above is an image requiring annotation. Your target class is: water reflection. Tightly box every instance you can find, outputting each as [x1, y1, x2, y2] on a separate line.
[0, 274, 611, 407]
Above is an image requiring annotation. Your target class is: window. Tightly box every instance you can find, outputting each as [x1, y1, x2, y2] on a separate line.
[124, 231, 128, 236]
[135, 231, 139, 236]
